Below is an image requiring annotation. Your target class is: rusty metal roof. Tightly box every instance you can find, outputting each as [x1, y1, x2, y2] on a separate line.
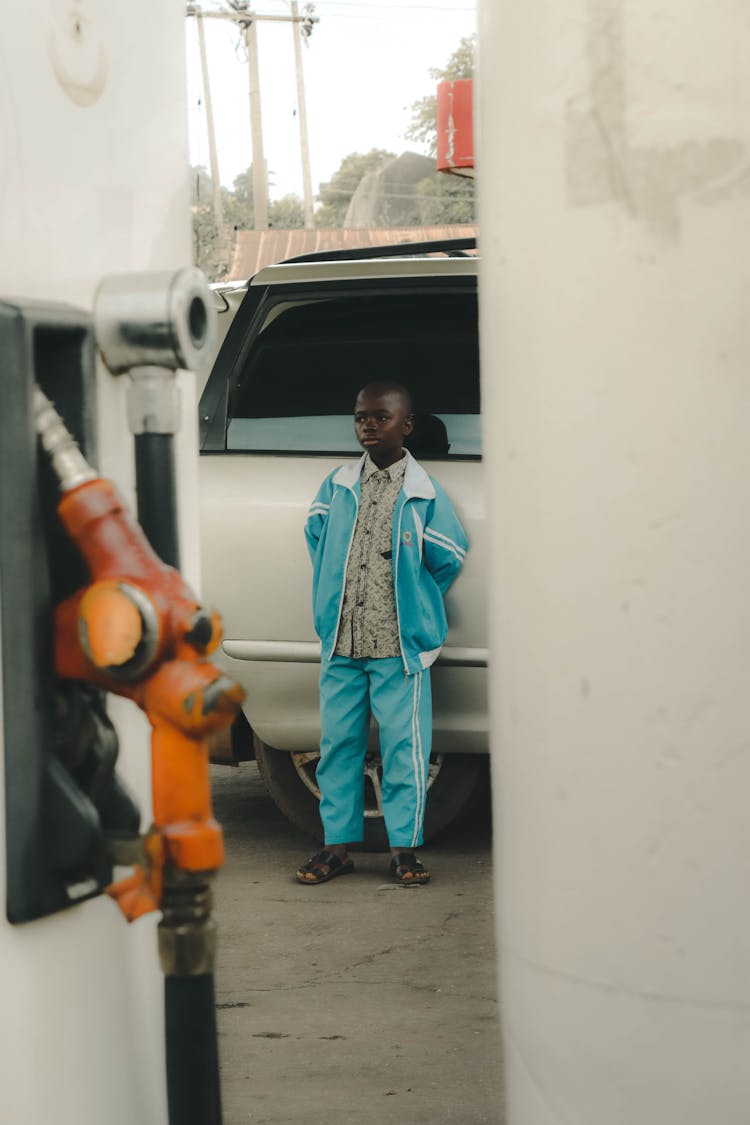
[227, 225, 478, 281]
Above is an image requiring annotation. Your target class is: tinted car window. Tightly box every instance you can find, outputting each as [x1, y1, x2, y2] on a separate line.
[226, 289, 481, 457]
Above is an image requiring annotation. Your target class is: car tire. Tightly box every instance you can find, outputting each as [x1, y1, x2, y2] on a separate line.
[253, 734, 486, 852]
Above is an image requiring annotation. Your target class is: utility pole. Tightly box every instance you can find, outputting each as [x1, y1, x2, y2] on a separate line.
[186, 4, 319, 231]
[291, 2, 315, 229]
[195, 9, 224, 232]
[243, 15, 269, 229]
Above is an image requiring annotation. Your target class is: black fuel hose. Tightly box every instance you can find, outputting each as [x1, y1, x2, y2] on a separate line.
[134, 435, 223, 1125]
[165, 975, 222, 1125]
[134, 433, 180, 568]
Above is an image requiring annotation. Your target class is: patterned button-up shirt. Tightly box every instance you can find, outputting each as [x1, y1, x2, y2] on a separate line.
[334, 453, 406, 659]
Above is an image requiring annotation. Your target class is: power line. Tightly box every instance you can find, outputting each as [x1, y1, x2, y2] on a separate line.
[187, 3, 320, 228]
[294, 10, 473, 21]
[219, 0, 473, 9]
[220, 0, 474, 19]
[315, 2, 473, 10]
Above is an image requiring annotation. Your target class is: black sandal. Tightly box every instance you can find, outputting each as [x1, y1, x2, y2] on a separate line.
[389, 852, 430, 887]
[296, 849, 355, 885]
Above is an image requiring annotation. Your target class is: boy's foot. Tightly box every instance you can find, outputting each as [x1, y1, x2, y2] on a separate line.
[389, 851, 430, 887]
[296, 848, 354, 885]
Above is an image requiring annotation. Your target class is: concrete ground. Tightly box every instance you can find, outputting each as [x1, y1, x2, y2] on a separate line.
[210, 761, 505, 1125]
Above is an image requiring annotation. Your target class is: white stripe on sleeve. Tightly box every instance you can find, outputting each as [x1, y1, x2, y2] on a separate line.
[423, 528, 466, 563]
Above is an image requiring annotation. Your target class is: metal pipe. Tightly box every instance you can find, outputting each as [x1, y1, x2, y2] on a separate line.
[33, 386, 97, 492]
[93, 269, 216, 567]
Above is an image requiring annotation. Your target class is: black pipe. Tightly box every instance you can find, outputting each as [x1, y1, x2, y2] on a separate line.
[165, 975, 223, 1125]
[134, 433, 180, 569]
[135, 432, 223, 1125]
[160, 875, 223, 1125]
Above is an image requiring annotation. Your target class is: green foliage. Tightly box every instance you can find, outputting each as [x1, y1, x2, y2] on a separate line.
[315, 149, 395, 228]
[269, 194, 306, 228]
[192, 205, 221, 277]
[224, 166, 255, 230]
[232, 166, 254, 206]
[190, 165, 220, 276]
[191, 35, 478, 272]
[416, 174, 476, 225]
[439, 34, 476, 79]
[405, 34, 476, 157]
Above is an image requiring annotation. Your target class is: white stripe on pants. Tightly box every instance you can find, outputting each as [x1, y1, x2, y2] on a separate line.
[316, 655, 432, 847]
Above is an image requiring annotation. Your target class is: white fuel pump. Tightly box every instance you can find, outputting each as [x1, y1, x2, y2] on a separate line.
[0, 5, 200, 1123]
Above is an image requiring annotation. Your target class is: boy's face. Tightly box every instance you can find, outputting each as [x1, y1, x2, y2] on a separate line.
[354, 388, 413, 469]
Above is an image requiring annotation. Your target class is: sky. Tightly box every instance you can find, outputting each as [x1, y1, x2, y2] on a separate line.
[185, 0, 476, 200]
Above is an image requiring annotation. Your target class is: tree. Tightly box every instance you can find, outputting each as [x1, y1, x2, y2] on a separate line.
[316, 149, 395, 228]
[405, 35, 476, 157]
[224, 166, 254, 229]
[404, 37, 477, 225]
[416, 174, 475, 225]
[269, 194, 305, 228]
[192, 205, 220, 277]
[190, 165, 222, 277]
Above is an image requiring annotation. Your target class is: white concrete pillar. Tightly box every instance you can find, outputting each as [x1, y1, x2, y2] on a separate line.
[478, 2, 750, 1122]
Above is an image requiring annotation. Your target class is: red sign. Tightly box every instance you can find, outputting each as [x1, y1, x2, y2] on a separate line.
[436, 79, 474, 176]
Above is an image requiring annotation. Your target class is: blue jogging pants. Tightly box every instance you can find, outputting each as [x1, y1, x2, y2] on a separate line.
[316, 654, 432, 849]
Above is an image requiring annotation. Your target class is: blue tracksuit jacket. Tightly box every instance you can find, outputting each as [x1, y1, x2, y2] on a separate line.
[304, 451, 468, 675]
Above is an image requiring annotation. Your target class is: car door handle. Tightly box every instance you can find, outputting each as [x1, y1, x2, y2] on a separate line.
[221, 639, 488, 667]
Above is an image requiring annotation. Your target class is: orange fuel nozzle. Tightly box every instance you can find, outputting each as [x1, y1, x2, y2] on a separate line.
[53, 477, 224, 683]
[35, 388, 243, 920]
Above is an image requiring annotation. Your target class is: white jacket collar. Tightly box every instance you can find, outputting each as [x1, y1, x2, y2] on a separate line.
[333, 450, 434, 500]
[403, 449, 435, 499]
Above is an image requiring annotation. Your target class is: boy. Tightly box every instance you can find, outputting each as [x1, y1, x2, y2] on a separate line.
[296, 381, 468, 887]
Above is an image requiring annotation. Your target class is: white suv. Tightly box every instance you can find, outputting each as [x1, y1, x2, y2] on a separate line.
[199, 238, 487, 848]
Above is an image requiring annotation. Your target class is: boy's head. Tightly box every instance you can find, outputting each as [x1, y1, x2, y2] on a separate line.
[353, 381, 414, 469]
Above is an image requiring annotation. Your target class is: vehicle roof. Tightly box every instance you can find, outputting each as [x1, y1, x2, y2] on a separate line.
[246, 254, 478, 288]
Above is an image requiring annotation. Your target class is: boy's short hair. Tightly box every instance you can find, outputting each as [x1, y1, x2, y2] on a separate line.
[355, 381, 413, 416]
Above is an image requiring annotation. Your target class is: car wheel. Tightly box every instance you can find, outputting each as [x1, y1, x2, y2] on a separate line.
[253, 734, 486, 852]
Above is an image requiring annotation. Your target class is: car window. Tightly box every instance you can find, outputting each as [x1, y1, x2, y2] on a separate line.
[225, 288, 481, 457]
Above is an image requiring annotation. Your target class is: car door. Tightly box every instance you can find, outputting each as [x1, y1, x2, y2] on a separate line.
[198, 265, 487, 842]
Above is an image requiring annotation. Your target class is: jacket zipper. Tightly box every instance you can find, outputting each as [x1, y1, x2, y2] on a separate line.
[328, 484, 359, 660]
[393, 497, 410, 676]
